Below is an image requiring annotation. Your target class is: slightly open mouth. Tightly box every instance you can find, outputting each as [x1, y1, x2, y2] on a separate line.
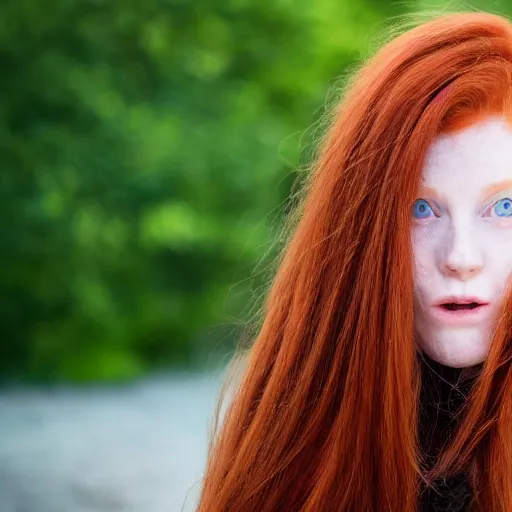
[440, 302, 482, 311]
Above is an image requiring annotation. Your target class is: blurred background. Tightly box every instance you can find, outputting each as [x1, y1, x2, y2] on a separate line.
[0, 0, 508, 511]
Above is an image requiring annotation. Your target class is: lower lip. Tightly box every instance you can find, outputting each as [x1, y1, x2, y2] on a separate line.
[430, 304, 492, 326]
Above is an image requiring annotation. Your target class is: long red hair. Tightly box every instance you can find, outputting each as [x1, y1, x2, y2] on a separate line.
[197, 12, 512, 511]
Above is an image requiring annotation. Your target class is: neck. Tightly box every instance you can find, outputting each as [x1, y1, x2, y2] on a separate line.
[418, 352, 480, 463]
[418, 352, 482, 511]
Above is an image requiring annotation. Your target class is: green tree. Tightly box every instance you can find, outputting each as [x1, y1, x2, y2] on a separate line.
[0, 0, 412, 382]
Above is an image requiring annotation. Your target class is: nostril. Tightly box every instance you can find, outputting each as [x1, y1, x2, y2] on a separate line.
[442, 263, 483, 279]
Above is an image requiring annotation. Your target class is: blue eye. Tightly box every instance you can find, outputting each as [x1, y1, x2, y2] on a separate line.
[493, 198, 512, 217]
[412, 199, 434, 219]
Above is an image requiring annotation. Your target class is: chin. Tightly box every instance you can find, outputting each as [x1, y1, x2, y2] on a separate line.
[418, 327, 491, 368]
[435, 352, 487, 368]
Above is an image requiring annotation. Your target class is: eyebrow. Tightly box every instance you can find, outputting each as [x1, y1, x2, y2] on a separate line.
[418, 180, 512, 204]
[417, 186, 447, 203]
[479, 180, 512, 202]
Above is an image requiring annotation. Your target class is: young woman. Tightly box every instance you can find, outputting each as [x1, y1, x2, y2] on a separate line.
[197, 12, 512, 511]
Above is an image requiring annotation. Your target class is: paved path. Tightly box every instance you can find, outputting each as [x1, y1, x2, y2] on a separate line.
[0, 371, 224, 512]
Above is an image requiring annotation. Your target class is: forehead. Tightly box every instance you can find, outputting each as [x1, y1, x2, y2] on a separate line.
[421, 116, 512, 193]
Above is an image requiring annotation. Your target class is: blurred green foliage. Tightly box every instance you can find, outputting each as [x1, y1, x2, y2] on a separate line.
[2, 0, 507, 382]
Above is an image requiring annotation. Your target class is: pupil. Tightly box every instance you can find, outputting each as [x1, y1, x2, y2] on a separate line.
[505, 202, 510, 210]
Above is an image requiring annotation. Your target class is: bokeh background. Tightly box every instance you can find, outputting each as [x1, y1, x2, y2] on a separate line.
[0, 0, 509, 511]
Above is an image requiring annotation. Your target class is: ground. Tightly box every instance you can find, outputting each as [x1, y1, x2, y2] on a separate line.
[0, 371, 223, 512]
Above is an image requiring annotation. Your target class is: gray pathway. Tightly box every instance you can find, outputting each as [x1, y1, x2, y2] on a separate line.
[0, 371, 224, 512]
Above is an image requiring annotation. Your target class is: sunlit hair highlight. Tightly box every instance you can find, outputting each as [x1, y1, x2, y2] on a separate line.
[197, 11, 512, 512]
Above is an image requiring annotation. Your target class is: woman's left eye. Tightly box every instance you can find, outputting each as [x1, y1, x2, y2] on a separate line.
[492, 198, 512, 217]
[412, 199, 434, 219]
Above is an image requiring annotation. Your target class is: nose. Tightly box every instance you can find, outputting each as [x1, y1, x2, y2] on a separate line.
[440, 222, 483, 281]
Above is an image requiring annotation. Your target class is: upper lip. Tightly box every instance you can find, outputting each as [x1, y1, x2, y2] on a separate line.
[433, 296, 489, 307]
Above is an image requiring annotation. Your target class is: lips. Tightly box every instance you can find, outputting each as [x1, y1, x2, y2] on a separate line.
[430, 296, 491, 326]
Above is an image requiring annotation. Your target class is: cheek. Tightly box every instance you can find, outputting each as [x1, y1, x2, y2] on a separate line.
[411, 224, 438, 302]
[481, 226, 512, 291]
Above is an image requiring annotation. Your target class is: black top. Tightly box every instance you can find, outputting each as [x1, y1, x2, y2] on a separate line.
[418, 354, 480, 512]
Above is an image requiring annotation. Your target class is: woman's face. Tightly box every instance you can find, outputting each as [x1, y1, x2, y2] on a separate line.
[412, 115, 512, 368]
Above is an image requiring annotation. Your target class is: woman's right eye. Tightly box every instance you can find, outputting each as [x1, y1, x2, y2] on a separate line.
[412, 199, 434, 219]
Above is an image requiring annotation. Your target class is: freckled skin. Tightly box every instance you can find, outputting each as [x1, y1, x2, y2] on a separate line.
[412, 116, 512, 368]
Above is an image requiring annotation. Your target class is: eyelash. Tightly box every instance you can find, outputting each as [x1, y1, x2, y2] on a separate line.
[411, 198, 512, 219]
